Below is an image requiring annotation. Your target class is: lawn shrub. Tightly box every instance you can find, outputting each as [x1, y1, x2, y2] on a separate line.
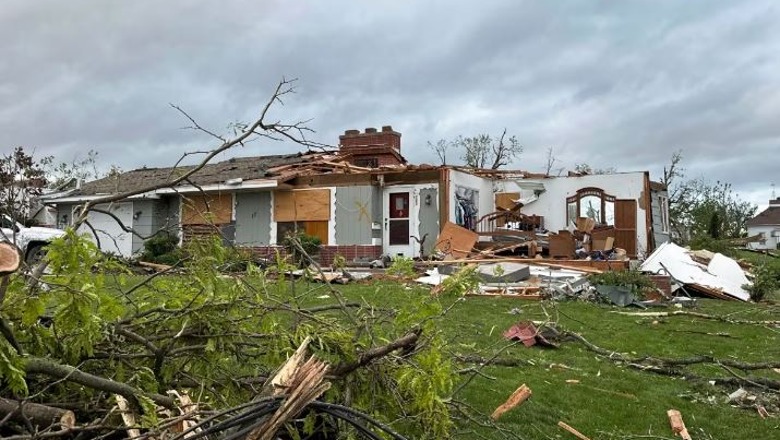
[744, 262, 780, 302]
[281, 231, 321, 267]
[588, 270, 655, 298]
[140, 231, 183, 265]
[387, 255, 416, 277]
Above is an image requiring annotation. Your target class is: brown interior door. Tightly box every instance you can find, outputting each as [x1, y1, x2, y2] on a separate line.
[388, 192, 410, 245]
[614, 199, 637, 256]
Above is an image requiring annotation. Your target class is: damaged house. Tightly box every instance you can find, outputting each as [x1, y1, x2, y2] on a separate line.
[43, 126, 670, 263]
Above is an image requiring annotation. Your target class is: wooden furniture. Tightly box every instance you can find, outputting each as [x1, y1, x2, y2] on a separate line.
[548, 230, 576, 259]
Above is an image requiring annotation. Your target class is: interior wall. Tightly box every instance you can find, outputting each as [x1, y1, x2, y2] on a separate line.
[448, 170, 494, 238]
[497, 172, 650, 256]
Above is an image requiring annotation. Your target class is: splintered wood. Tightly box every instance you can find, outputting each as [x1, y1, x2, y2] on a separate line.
[115, 395, 140, 439]
[667, 409, 692, 440]
[249, 337, 331, 440]
[490, 384, 532, 420]
[557, 421, 591, 440]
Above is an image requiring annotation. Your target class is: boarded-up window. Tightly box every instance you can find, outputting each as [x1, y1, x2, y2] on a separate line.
[274, 189, 331, 222]
[277, 221, 329, 245]
[181, 193, 232, 225]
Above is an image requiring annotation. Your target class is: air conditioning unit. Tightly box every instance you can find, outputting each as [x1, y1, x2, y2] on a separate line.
[772, 230, 780, 237]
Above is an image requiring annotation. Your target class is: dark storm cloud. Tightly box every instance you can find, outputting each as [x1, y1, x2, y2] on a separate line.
[1, 0, 778, 207]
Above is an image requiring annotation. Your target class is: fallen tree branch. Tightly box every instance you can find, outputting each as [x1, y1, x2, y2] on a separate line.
[454, 354, 529, 367]
[330, 329, 421, 377]
[563, 330, 780, 391]
[611, 310, 780, 327]
[23, 357, 176, 409]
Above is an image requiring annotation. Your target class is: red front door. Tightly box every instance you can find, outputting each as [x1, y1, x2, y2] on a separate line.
[388, 192, 410, 246]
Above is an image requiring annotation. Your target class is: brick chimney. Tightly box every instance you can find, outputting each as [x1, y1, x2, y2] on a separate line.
[339, 126, 401, 153]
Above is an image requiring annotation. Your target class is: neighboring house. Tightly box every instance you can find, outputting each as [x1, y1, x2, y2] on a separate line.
[746, 197, 780, 250]
[44, 126, 667, 262]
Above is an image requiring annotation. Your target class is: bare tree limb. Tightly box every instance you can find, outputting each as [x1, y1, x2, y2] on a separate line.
[23, 357, 176, 409]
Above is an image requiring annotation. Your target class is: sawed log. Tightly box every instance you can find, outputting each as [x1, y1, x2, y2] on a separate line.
[0, 397, 75, 430]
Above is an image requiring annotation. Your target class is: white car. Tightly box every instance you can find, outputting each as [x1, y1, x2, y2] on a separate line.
[0, 214, 67, 264]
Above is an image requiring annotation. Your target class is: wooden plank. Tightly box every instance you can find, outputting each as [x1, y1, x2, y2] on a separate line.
[434, 221, 478, 259]
[274, 189, 331, 222]
[557, 421, 591, 440]
[417, 258, 629, 271]
[491, 384, 532, 420]
[181, 193, 232, 225]
[667, 409, 692, 440]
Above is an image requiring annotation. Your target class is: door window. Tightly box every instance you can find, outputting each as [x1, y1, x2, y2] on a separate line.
[388, 192, 410, 245]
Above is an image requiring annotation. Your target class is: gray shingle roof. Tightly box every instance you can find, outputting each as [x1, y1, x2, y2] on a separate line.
[747, 206, 780, 227]
[76, 152, 315, 196]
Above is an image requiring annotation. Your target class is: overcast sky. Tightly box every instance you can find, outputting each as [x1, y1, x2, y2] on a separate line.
[2, 1, 778, 209]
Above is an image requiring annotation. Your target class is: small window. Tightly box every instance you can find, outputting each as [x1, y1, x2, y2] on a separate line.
[354, 157, 379, 168]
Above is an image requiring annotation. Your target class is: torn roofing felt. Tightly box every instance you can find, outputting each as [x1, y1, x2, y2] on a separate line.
[639, 241, 751, 301]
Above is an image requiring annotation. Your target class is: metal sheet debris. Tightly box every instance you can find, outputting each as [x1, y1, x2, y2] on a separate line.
[640, 242, 751, 301]
[503, 321, 557, 347]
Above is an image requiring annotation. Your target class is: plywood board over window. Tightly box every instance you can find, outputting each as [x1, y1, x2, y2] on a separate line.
[274, 189, 331, 221]
[181, 193, 232, 225]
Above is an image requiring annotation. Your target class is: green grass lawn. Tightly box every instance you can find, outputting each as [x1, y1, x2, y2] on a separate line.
[323, 281, 780, 439]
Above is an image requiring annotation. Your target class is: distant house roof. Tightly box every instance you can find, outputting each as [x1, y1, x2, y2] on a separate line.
[70, 152, 329, 197]
[649, 181, 667, 192]
[747, 206, 780, 227]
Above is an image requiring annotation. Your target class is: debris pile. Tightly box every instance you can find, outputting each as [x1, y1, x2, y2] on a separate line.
[418, 220, 758, 304]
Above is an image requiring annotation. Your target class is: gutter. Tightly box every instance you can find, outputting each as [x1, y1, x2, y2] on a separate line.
[154, 179, 279, 194]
